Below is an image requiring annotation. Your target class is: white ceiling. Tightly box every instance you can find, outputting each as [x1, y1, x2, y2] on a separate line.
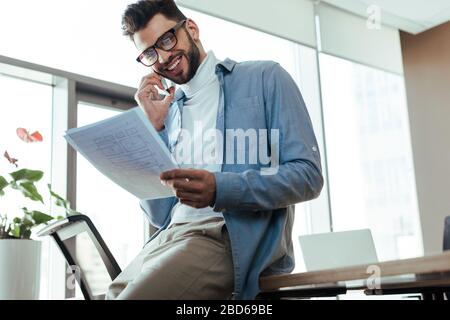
[321, 0, 450, 34]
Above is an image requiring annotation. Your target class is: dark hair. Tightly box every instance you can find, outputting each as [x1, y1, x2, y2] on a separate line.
[122, 0, 187, 40]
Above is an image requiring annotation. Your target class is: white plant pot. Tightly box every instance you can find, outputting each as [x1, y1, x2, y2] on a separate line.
[0, 239, 41, 300]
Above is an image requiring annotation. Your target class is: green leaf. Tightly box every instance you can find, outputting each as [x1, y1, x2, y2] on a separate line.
[22, 207, 54, 225]
[48, 184, 81, 217]
[17, 182, 44, 203]
[22, 218, 34, 228]
[0, 176, 8, 195]
[9, 180, 18, 190]
[31, 211, 54, 225]
[13, 217, 22, 224]
[10, 225, 21, 238]
[10, 169, 43, 182]
[48, 184, 69, 209]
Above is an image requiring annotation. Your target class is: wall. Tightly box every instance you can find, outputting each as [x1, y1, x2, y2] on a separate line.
[400, 22, 450, 255]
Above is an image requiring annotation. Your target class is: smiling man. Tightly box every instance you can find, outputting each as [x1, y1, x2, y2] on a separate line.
[107, 0, 323, 300]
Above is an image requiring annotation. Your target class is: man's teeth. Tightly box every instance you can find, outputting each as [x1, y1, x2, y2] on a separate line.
[167, 57, 181, 71]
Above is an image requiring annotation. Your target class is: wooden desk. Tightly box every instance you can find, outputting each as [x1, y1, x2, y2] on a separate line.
[259, 251, 450, 299]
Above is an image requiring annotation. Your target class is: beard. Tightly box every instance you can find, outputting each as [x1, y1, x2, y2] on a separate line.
[155, 31, 201, 85]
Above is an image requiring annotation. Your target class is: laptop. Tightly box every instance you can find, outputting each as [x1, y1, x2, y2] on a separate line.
[299, 229, 378, 271]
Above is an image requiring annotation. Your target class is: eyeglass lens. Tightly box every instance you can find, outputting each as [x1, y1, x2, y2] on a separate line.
[141, 32, 177, 66]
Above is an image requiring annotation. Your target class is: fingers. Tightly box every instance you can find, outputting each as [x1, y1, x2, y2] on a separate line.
[161, 170, 216, 209]
[165, 179, 205, 208]
[165, 178, 202, 193]
[139, 72, 163, 89]
[162, 86, 176, 104]
[139, 73, 165, 91]
[160, 169, 203, 181]
[138, 84, 159, 100]
[174, 190, 202, 201]
[136, 79, 175, 106]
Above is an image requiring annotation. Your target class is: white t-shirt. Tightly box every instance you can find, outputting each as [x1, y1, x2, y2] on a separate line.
[169, 51, 223, 224]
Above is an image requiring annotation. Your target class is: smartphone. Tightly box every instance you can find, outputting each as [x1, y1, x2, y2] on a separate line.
[158, 78, 172, 97]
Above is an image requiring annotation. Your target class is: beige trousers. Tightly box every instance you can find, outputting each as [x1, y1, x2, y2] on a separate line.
[106, 217, 234, 300]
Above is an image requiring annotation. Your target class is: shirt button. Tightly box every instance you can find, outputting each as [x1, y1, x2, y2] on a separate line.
[312, 146, 318, 152]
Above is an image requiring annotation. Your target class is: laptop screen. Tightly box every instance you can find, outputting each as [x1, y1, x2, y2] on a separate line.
[299, 229, 379, 271]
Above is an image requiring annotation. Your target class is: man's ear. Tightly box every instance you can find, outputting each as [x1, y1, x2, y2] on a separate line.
[185, 18, 200, 41]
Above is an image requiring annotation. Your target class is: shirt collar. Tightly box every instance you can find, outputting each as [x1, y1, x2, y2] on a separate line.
[180, 50, 219, 98]
[216, 58, 237, 73]
[173, 57, 237, 103]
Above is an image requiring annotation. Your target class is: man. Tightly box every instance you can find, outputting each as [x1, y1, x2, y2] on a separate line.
[107, 0, 323, 300]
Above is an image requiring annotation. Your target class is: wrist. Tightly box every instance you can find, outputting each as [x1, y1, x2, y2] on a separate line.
[209, 189, 216, 207]
[148, 116, 164, 131]
[209, 173, 217, 207]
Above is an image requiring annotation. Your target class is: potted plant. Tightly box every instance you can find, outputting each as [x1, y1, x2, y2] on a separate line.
[0, 129, 79, 300]
[0, 167, 77, 300]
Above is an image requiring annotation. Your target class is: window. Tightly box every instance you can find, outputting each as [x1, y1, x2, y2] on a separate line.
[0, 74, 52, 197]
[0, 73, 56, 299]
[0, 0, 143, 87]
[75, 102, 145, 296]
[319, 53, 422, 261]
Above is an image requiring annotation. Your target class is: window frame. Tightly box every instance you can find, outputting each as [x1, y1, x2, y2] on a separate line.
[0, 54, 148, 299]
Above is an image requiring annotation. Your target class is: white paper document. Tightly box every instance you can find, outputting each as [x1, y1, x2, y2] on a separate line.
[64, 107, 178, 200]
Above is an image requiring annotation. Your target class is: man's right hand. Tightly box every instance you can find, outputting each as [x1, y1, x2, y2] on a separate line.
[135, 73, 175, 131]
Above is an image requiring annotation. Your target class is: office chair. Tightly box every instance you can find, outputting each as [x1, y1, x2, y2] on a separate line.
[37, 215, 121, 300]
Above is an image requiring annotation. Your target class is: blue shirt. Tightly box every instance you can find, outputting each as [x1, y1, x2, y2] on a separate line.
[140, 58, 324, 299]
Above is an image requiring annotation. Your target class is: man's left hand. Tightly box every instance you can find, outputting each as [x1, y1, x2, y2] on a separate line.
[160, 169, 216, 209]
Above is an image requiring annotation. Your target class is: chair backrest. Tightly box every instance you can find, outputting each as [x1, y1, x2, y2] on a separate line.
[444, 216, 450, 251]
[37, 215, 121, 300]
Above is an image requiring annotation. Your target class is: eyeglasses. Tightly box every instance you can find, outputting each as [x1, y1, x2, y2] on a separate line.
[136, 19, 187, 67]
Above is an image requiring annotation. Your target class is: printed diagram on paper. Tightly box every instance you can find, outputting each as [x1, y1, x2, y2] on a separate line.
[65, 107, 177, 200]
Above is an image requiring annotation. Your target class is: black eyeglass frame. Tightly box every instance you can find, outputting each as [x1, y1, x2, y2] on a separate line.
[136, 19, 187, 67]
